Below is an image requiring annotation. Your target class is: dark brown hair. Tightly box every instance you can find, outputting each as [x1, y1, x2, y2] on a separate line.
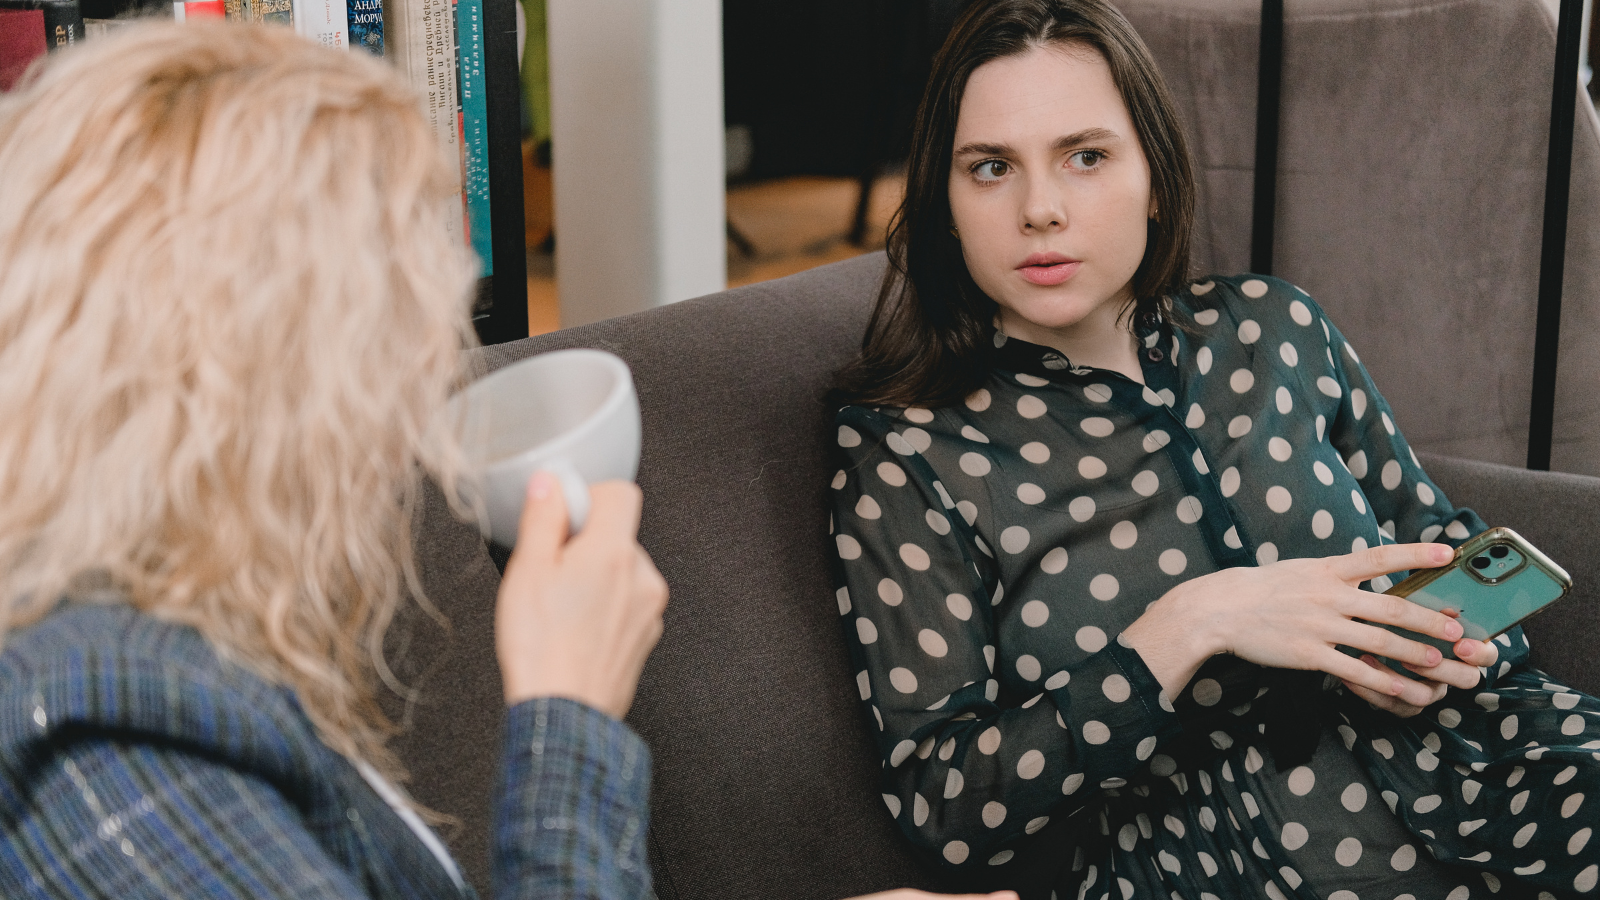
[834, 0, 1196, 408]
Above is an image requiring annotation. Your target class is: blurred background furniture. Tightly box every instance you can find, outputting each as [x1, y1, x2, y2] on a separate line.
[396, 253, 1600, 900]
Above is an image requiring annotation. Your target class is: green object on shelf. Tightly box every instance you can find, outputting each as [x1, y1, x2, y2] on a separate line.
[520, 0, 549, 147]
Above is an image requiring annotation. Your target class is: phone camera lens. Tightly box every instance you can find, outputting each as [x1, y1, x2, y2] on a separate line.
[1490, 545, 1510, 559]
[1472, 556, 1491, 570]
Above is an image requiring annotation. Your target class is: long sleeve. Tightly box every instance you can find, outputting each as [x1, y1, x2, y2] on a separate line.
[831, 405, 1181, 869]
[1309, 295, 1530, 680]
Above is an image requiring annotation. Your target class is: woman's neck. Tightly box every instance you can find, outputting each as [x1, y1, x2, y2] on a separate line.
[998, 300, 1145, 384]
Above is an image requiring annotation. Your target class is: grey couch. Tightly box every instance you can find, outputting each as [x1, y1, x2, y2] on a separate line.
[397, 252, 1600, 900]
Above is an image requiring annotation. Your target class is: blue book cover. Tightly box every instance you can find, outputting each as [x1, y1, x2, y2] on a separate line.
[346, 0, 381, 55]
[455, 0, 491, 275]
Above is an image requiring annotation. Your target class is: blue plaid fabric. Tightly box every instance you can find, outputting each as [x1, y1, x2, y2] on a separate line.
[0, 601, 653, 900]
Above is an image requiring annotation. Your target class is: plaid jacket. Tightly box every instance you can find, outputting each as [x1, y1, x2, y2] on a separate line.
[0, 601, 653, 899]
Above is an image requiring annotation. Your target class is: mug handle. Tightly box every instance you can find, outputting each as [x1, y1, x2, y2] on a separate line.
[540, 457, 592, 534]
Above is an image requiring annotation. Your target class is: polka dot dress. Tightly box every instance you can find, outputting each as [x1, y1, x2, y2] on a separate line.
[830, 276, 1600, 899]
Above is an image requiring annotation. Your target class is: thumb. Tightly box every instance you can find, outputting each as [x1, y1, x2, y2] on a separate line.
[512, 470, 570, 568]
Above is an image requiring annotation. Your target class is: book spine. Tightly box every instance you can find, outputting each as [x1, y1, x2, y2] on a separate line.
[172, 0, 224, 19]
[346, 0, 380, 55]
[250, 0, 289, 26]
[222, 0, 249, 20]
[385, 0, 464, 247]
[454, 0, 489, 275]
[40, 0, 82, 50]
[292, 0, 347, 48]
[0, 8, 46, 91]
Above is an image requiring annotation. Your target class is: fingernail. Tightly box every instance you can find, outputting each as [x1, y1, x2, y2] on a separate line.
[530, 471, 554, 500]
[1433, 544, 1454, 563]
[1425, 648, 1442, 666]
[1391, 679, 1405, 695]
[1444, 620, 1463, 640]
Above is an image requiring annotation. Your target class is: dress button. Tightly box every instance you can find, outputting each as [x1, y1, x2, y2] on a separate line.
[1147, 348, 1165, 362]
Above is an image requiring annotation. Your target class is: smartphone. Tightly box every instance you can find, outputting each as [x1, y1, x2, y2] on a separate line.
[1380, 526, 1572, 658]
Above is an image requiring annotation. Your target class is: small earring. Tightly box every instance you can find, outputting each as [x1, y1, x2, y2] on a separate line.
[948, 224, 959, 238]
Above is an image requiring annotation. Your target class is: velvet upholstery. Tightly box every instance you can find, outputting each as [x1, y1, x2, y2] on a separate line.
[397, 254, 1600, 900]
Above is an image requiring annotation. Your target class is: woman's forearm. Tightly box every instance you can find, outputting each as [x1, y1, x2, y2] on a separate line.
[1120, 580, 1223, 700]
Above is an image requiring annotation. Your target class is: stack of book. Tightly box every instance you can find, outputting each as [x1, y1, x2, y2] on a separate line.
[0, 0, 493, 277]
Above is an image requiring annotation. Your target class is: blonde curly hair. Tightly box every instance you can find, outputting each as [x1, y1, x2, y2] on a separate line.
[0, 20, 478, 781]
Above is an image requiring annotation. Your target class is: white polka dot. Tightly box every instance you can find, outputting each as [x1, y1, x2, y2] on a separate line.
[902, 428, 932, 453]
[1230, 369, 1255, 393]
[903, 407, 934, 424]
[1016, 655, 1042, 681]
[855, 618, 877, 644]
[981, 801, 1007, 828]
[959, 452, 990, 477]
[1317, 376, 1342, 398]
[1015, 483, 1046, 505]
[1268, 437, 1292, 461]
[1000, 525, 1031, 554]
[1266, 486, 1293, 513]
[889, 667, 917, 693]
[1185, 404, 1206, 430]
[942, 841, 968, 864]
[1391, 844, 1416, 871]
[1142, 385, 1165, 407]
[899, 543, 931, 570]
[1351, 389, 1368, 420]
[1335, 837, 1362, 866]
[1280, 822, 1308, 850]
[1128, 470, 1160, 497]
[1556, 692, 1581, 710]
[1445, 520, 1470, 539]
[925, 509, 951, 534]
[877, 578, 903, 605]
[1015, 373, 1049, 387]
[1382, 411, 1396, 435]
[1019, 441, 1050, 464]
[1289, 300, 1313, 325]
[1083, 383, 1113, 403]
[1076, 626, 1107, 651]
[1020, 600, 1049, 627]
[945, 594, 971, 621]
[1068, 496, 1095, 522]
[1044, 671, 1070, 690]
[885, 432, 914, 456]
[855, 496, 882, 519]
[1040, 547, 1069, 574]
[1082, 722, 1111, 745]
[1089, 574, 1119, 601]
[1570, 827, 1593, 855]
[933, 482, 953, 508]
[1110, 521, 1138, 550]
[856, 670, 871, 700]
[1197, 347, 1213, 374]
[956, 500, 977, 526]
[1220, 467, 1240, 497]
[1345, 450, 1368, 479]
[1143, 430, 1171, 453]
[1062, 773, 1084, 795]
[1311, 509, 1334, 539]
[1576, 866, 1598, 893]
[1238, 320, 1262, 344]
[1192, 678, 1222, 706]
[889, 740, 915, 766]
[1418, 482, 1436, 506]
[965, 389, 991, 411]
[1342, 783, 1368, 812]
[1193, 448, 1210, 474]
[1350, 490, 1367, 515]
[837, 534, 862, 559]
[987, 850, 1013, 866]
[1018, 748, 1047, 776]
[1177, 496, 1203, 524]
[1352, 536, 1368, 553]
[1288, 766, 1315, 795]
[1080, 416, 1115, 437]
[918, 629, 948, 658]
[1228, 415, 1253, 438]
[1079, 456, 1107, 479]
[1017, 395, 1047, 419]
[1382, 459, 1403, 490]
[836, 587, 852, 615]
[1257, 542, 1279, 565]
[1316, 415, 1326, 441]
[837, 426, 862, 447]
[1279, 342, 1299, 368]
[1310, 461, 1334, 486]
[877, 462, 907, 486]
[1159, 549, 1187, 575]
[1102, 674, 1131, 702]
[1224, 526, 1242, 549]
[1241, 278, 1269, 298]
[959, 425, 989, 444]
[831, 470, 847, 490]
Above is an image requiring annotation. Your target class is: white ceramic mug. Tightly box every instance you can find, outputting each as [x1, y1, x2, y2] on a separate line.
[447, 348, 641, 546]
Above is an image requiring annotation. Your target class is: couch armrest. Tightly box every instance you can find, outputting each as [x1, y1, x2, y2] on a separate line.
[1418, 452, 1600, 695]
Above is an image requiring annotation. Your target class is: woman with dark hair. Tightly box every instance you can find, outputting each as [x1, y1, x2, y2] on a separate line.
[829, 1, 1599, 897]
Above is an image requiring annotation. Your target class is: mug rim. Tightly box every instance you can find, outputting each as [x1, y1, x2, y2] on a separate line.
[452, 348, 635, 473]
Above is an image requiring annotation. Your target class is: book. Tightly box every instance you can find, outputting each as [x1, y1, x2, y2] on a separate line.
[454, 0, 489, 275]
[291, 0, 346, 48]
[385, 0, 465, 247]
[346, 0, 380, 55]
[0, 0, 82, 90]
[172, 0, 223, 18]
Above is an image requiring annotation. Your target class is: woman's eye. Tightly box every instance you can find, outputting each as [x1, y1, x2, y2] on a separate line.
[973, 160, 1009, 181]
[1070, 150, 1106, 169]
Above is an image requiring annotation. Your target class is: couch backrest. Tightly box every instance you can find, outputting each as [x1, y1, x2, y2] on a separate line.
[1119, 0, 1600, 476]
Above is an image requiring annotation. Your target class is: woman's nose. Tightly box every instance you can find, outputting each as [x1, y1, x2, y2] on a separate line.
[1019, 176, 1067, 232]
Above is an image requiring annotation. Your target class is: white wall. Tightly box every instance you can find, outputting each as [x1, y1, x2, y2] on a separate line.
[547, 0, 726, 327]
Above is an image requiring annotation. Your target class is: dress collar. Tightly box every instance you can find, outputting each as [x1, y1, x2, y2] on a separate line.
[988, 310, 1169, 382]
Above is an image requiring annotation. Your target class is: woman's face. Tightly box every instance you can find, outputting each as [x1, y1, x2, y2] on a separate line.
[948, 43, 1153, 348]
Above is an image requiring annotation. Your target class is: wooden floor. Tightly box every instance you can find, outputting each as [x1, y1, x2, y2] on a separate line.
[526, 174, 904, 336]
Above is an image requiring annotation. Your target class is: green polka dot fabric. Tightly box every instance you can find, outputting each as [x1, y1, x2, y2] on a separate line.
[830, 275, 1599, 898]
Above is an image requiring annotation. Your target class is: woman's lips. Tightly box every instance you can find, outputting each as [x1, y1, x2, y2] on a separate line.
[1018, 259, 1081, 286]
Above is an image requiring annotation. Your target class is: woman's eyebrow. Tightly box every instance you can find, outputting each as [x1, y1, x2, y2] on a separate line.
[952, 127, 1125, 159]
[952, 140, 1013, 159]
